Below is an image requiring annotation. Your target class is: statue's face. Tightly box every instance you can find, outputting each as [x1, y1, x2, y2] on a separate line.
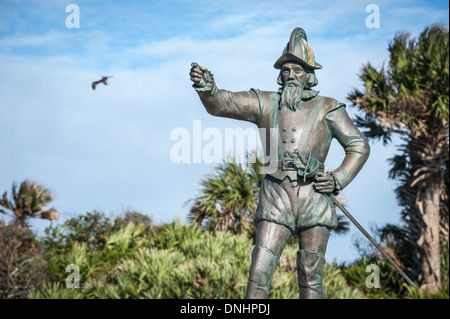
[281, 62, 308, 87]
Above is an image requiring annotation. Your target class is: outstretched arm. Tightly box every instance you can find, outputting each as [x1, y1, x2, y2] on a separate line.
[190, 62, 261, 124]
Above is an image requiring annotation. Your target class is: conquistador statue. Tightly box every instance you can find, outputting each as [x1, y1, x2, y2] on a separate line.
[190, 27, 370, 299]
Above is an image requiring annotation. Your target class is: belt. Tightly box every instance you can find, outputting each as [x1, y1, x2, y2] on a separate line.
[280, 156, 324, 182]
[280, 158, 324, 171]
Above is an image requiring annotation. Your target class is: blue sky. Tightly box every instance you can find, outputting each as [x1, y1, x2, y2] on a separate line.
[0, 0, 448, 264]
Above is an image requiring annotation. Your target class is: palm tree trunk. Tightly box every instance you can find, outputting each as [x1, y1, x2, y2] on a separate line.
[416, 180, 441, 292]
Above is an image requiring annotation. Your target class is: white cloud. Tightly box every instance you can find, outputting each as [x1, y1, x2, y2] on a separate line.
[0, 30, 63, 48]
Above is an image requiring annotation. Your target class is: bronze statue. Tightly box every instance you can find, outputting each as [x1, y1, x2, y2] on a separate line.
[190, 27, 370, 299]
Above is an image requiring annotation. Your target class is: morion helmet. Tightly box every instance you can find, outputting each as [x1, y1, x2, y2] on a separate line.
[274, 27, 322, 70]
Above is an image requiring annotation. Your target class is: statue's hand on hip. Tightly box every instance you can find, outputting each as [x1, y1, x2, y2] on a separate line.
[190, 62, 214, 91]
[313, 172, 335, 194]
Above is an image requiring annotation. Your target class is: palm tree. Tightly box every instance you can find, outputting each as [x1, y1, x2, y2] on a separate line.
[0, 180, 59, 225]
[188, 156, 260, 236]
[347, 25, 449, 292]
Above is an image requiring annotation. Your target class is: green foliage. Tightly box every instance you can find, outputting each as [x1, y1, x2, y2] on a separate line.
[152, 219, 202, 251]
[29, 282, 83, 299]
[188, 152, 262, 236]
[30, 216, 367, 299]
[340, 255, 407, 298]
[323, 263, 365, 299]
[39, 211, 153, 283]
[20, 209, 448, 299]
[43, 211, 115, 251]
[106, 222, 149, 255]
[405, 281, 449, 299]
[340, 244, 449, 299]
[349, 25, 449, 137]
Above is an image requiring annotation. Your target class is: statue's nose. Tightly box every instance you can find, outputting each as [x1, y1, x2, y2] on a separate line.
[288, 70, 295, 80]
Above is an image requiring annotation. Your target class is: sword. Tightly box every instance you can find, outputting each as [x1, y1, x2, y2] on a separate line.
[330, 194, 417, 288]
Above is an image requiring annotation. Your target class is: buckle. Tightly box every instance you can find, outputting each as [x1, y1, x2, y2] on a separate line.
[282, 158, 296, 171]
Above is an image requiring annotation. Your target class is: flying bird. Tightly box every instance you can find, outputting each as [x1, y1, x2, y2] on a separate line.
[92, 76, 113, 90]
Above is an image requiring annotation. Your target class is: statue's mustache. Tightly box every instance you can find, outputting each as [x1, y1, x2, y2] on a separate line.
[284, 80, 302, 88]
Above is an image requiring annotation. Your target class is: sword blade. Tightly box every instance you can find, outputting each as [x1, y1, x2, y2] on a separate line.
[331, 195, 417, 288]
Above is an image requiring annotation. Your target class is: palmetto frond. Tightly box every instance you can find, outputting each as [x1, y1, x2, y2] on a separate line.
[188, 152, 262, 235]
[0, 180, 59, 223]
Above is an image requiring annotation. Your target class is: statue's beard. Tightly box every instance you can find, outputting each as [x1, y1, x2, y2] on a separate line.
[279, 80, 304, 111]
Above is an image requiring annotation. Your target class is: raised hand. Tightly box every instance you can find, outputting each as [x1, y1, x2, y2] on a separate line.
[190, 62, 214, 91]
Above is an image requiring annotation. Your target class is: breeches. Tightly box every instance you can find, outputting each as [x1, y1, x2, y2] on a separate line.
[255, 175, 338, 232]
